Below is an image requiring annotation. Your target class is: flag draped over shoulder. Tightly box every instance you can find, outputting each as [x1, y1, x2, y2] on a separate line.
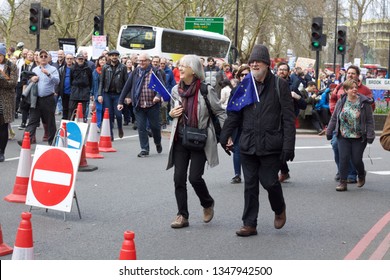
[148, 71, 171, 101]
[226, 73, 259, 112]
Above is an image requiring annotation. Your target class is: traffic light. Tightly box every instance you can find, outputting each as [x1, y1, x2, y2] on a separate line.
[337, 26, 347, 55]
[41, 7, 54, 30]
[29, 3, 41, 35]
[93, 16, 102, 36]
[311, 17, 323, 51]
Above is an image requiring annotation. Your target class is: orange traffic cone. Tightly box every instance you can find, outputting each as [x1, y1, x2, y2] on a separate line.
[0, 224, 13, 256]
[4, 132, 32, 203]
[119, 231, 136, 260]
[99, 108, 116, 152]
[85, 112, 104, 159]
[55, 122, 68, 147]
[76, 102, 84, 123]
[12, 212, 34, 260]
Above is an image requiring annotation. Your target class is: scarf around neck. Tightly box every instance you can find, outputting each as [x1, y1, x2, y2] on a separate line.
[178, 78, 201, 128]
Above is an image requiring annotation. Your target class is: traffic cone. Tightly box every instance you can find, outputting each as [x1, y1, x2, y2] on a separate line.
[12, 212, 34, 260]
[0, 224, 13, 256]
[4, 132, 32, 203]
[76, 102, 84, 123]
[55, 122, 68, 147]
[78, 145, 98, 172]
[119, 231, 136, 260]
[99, 108, 116, 152]
[85, 112, 104, 159]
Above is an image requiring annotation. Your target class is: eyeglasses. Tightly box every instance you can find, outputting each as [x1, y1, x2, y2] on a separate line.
[278, 68, 288, 72]
[40, 55, 48, 58]
[138, 60, 147, 63]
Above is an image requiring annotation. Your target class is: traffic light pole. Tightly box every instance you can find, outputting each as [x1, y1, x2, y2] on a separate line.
[36, 34, 40, 51]
[315, 50, 320, 89]
[341, 54, 345, 69]
[100, 0, 104, 35]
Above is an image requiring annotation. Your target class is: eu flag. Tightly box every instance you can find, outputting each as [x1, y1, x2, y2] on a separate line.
[226, 73, 259, 112]
[148, 71, 171, 101]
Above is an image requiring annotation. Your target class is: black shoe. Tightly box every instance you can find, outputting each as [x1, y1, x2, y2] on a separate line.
[123, 121, 129, 126]
[118, 128, 124, 138]
[18, 123, 26, 130]
[231, 175, 241, 184]
[156, 144, 162, 154]
[15, 113, 18, 119]
[0, 154, 5, 162]
[334, 173, 340, 181]
[137, 151, 149, 158]
[147, 130, 153, 137]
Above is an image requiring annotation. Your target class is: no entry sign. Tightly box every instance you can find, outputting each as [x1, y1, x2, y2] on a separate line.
[26, 145, 80, 212]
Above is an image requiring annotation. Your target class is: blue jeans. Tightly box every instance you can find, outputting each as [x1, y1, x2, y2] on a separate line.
[331, 132, 357, 180]
[103, 93, 122, 138]
[232, 128, 242, 176]
[133, 103, 161, 152]
[94, 100, 103, 128]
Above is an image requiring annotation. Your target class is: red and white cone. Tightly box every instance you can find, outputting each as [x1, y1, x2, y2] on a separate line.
[4, 132, 32, 203]
[12, 212, 34, 260]
[55, 122, 68, 147]
[0, 224, 13, 256]
[85, 112, 104, 159]
[76, 102, 84, 123]
[99, 108, 116, 152]
[119, 231, 136, 260]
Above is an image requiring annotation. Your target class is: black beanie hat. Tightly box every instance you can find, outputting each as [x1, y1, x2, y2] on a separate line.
[248, 44, 270, 66]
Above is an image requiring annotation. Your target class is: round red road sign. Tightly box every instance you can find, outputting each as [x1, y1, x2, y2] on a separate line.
[31, 149, 74, 206]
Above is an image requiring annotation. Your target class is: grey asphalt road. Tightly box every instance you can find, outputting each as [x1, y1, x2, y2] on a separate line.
[0, 117, 389, 260]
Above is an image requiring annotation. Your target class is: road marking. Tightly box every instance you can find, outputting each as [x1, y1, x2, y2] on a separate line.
[290, 157, 382, 164]
[369, 232, 390, 260]
[344, 211, 390, 260]
[295, 145, 332, 149]
[369, 171, 390, 175]
[33, 169, 72, 186]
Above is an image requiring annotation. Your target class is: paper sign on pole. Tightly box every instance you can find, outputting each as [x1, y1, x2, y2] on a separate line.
[92, 35, 107, 59]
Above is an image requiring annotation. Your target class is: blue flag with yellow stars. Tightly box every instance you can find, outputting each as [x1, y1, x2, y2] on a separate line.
[148, 71, 171, 101]
[226, 73, 259, 112]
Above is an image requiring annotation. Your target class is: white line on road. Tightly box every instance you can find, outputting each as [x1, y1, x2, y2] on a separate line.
[290, 157, 382, 164]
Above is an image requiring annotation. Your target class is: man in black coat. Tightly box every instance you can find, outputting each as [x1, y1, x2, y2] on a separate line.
[220, 44, 296, 237]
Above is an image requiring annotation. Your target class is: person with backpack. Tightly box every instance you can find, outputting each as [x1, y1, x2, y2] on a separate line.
[220, 44, 296, 236]
[166, 55, 226, 229]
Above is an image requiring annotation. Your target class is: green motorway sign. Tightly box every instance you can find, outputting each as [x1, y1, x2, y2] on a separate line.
[184, 17, 224, 35]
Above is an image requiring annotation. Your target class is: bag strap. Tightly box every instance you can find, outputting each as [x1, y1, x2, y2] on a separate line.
[200, 82, 213, 126]
[274, 75, 283, 131]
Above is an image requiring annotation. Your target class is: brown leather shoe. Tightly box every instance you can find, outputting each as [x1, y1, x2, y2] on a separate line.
[118, 128, 124, 139]
[336, 180, 348, 191]
[357, 171, 366, 188]
[278, 173, 290, 183]
[236, 226, 257, 236]
[203, 202, 214, 223]
[170, 215, 189, 229]
[274, 208, 286, 229]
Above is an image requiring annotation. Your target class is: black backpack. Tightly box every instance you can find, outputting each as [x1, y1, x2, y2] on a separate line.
[200, 83, 222, 143]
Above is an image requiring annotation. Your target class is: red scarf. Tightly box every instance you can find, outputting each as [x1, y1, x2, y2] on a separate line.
[178, 78, 200, 128]
[96, 66, 102, 75]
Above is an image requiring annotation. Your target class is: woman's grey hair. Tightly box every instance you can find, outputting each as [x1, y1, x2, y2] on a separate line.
[180, 55, 205, 81]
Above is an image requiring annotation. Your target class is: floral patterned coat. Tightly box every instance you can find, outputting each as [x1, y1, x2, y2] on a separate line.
[0, 59, 18, 124]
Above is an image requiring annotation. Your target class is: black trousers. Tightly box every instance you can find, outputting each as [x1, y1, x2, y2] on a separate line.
[25, 95, 57, 145]
[61, 94, 71, 120]
[337, 136, 367, 181]
[172, 139, 214, 219]
[241, 153, 286, 227]
[0, 121, 8, 154]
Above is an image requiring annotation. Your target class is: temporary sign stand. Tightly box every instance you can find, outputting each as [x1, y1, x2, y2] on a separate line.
[26, 145, 81, 220]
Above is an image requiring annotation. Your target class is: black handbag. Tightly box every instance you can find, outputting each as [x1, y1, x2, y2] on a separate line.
[182, 125, 208, 151]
